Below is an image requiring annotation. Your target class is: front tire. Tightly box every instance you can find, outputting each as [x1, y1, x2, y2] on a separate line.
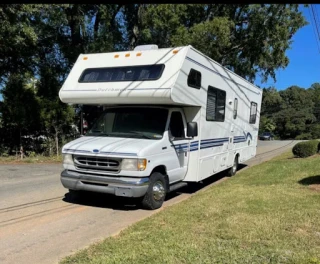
[227, 156, 238, 177]
[141, 172, 167, 210]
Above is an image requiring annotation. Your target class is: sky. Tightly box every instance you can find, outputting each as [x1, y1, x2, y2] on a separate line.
[255, 5, 320, 90]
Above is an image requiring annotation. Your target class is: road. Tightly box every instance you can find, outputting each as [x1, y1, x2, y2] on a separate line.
[0, 140, 297, 264]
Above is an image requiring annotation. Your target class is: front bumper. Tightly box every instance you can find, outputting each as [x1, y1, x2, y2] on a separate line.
[61, 170, 149, 197]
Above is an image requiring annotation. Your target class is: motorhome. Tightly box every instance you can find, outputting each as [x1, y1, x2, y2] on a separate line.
[59, 44, 263, 210]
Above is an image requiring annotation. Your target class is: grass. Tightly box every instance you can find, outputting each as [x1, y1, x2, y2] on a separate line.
[0, 155, 62, 164]
[61, 152, 320, 264]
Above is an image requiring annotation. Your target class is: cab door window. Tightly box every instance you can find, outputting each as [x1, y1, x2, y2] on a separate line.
[169, 112, 185, 140]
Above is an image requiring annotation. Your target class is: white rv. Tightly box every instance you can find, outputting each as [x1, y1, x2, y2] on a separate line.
[59, 45, 262, 210]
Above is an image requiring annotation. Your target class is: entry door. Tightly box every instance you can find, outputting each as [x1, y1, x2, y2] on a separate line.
[228, 124, 234, 150]
[169, 111, 190, 182]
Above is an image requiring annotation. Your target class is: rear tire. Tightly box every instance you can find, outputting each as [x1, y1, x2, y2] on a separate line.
[141, 172, 167, 210]
[227, 156, 238, 177]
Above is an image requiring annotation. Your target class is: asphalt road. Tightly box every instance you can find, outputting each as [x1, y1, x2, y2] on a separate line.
[0, 140, 297, 264]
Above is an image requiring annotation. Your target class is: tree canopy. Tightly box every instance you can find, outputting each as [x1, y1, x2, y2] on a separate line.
[0, 4, 311, 155]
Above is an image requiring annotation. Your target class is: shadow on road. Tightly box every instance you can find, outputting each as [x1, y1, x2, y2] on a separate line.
[63, 164, 248, 211]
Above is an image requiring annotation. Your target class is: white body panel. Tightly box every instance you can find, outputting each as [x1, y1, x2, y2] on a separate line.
[60, 45, 262, 193]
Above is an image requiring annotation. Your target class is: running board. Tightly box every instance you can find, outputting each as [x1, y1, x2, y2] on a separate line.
[169, 182, 188, 192]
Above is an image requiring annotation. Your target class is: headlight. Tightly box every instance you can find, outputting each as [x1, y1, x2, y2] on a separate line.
[121, 158, 147, 171]
[63, 154, 74, 165]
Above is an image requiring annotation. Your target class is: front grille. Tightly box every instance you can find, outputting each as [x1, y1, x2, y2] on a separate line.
[73, 155, 121, 174]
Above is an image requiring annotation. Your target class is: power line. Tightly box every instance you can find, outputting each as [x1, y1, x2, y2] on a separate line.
[313, 4, 320, 29]
[308, 5, 320, 53]
[311, 5, 320, 40]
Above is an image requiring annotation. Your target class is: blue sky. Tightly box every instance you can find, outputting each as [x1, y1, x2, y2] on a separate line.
[255, 5, 320, 90]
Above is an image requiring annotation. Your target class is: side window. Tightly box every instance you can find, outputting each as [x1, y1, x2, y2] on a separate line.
[187, 69, 201, 89]
[206, 86, 226, 122]
[169, 112, 185, 140]
[233, 98, 238, 119]
[249, 102, 258, 124]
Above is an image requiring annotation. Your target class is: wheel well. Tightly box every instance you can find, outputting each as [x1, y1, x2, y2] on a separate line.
[235, 153, 240, 161]
[151, 165, 169, 190]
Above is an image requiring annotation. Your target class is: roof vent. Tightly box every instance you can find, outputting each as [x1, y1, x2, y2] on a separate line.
[134, 44, 158, 51]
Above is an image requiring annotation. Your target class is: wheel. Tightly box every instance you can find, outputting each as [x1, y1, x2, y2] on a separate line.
[227, 156, 238, 176]
[141, 172, 167, 210]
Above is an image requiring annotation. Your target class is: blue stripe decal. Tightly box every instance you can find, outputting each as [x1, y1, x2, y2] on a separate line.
[173, 141, 199, 152]
[65, 134, 253, 155]
[201, 138, 229, 143]
[201, 140, 228, 145]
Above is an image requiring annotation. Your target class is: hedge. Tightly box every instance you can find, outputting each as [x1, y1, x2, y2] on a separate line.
[292, 140, 320, 158]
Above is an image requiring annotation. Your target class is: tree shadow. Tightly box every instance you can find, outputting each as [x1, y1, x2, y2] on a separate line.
[298, 175, 320, 186]
[62, 164, 248, 211]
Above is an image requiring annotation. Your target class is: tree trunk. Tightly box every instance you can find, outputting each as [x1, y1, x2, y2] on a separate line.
[19, 127, 23, 160]
[55, 130, 59, 157]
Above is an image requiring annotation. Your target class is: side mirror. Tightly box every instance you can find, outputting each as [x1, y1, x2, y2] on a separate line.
[187, 122, 198, 138]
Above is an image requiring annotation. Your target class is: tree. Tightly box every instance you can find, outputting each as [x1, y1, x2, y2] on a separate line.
[40, 98, 74, 156]
[130, 4, 307, 82]
[0, 74, 41, 152]
[0, 4, 311, 154]
[271, 86, 316, 139]
[0, 5, 43, 85]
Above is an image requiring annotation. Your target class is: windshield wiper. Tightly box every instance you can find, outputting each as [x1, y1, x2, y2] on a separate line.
[87, 131, 110, 136]
[129, 131, 156, 139]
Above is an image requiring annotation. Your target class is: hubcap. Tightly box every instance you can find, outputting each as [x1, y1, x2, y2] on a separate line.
[152, 181, 165, 201]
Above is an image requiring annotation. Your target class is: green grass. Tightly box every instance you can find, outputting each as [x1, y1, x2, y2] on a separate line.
[61, 152, 320, 264]
[0, 155, 62, 164]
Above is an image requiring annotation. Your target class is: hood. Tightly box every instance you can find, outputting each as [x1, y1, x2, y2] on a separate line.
[62, 136, 159, 157]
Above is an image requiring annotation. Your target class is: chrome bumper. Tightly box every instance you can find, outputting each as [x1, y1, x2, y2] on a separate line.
[61, 170, 149, 197]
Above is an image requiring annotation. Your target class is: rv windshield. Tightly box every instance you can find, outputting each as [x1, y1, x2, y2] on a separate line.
[87, 108, 168, 140]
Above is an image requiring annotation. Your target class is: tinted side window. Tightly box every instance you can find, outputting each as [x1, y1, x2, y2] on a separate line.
[79, 64, 165, 83]
[187, 69, 201, 89]
[169, 112, 185, 139]
[249, 102, 258, 124]
[233, 98, 238, 119]
[206, 86, 226, 122]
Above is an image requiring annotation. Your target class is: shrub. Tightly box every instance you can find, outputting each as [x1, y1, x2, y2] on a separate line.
[295, 133, 312, 140]
[292, 140, 320, 158]
[26, 151, 37, 158]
